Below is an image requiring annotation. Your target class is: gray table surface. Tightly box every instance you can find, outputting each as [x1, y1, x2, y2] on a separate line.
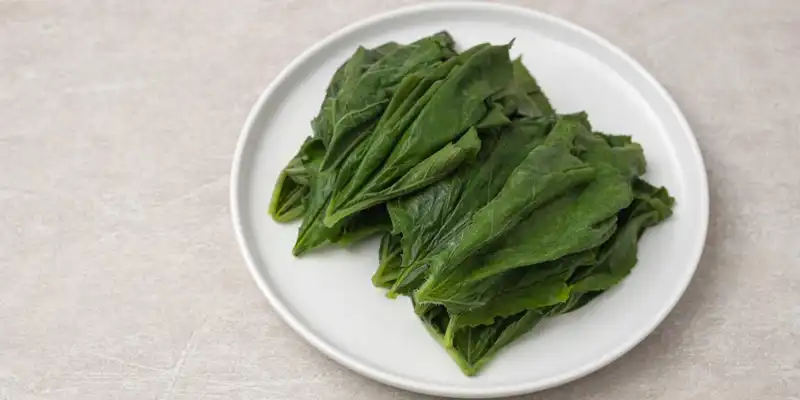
[2, 0, 798, 399]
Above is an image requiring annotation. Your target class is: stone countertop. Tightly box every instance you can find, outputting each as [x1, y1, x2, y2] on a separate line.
[1, 1, 798, 399]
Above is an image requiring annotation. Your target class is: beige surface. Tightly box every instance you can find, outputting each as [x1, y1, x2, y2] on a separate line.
[1, 0, 798, 399]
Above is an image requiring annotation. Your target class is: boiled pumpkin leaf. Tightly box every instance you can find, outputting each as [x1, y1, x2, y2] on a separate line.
[570, 179, 674, 293]
[324, 44, 515, 227]
[372, 232, 404, 288]
[386, 117, 557, 296]
[268, 32, 676, 377]
[269, 137, 325, 222]
[315, 32, 457, 170]
[413, 118, 597, 309]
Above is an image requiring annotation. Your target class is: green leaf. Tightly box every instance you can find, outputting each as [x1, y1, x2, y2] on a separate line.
[321, 33, 456, 170]
[332, 205, 392, 246]
[330, 44, 491, 207]
[413, 118, 597, 308]
[448, 310, 544, 375]
[454, 277, 568, 329]
[292, 131, 376, 255]
[453, 251, 596, 328]
[491, 57, 554, 118]
[579, 131, 647, 179]
[570, 179, 674, 293]
[292, 169, 338, 256]
[269, 137, 325, 222]
[314, 32, 457, 171]
[414, 119, 647, 310]
[333, 127, 483, 227]
[465, 311, 543, 372]
[418, 302, 546, 376]
[324, 44, 515, 226]
[468, 165, 630, 280]
[270, 182, 307, 223]
[475, 103, 513, 130]
[371, 232, 404, 288]
[311, 47, 381, 145]
[386, 117, 556, 296]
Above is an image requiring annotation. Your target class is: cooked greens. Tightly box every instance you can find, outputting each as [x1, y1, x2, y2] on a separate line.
[325, 43, 514, 227]
[268, 32, 674, 376]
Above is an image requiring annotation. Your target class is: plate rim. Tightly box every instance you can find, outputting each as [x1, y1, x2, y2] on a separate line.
[230, 2, 709, 397]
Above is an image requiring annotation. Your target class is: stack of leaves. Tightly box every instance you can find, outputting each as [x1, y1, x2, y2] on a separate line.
[269, 32, 674, 376]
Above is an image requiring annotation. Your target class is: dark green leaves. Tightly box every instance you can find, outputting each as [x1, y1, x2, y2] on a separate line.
[269, 137, 324, 223]
[492, 57, 554, 118]
[324, 43, 515, 226]
[570, 180, 674, 293]
[268, 32, 674, 377]
[372, 232, 404, 288]
[314, 32, 457, 171]
[386, 117, 556, 296]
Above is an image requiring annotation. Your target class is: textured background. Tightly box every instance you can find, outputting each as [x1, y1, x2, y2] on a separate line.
[1, 0, 798, 399]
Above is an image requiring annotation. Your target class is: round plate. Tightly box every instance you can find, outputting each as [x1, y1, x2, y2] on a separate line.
[231, 2, 708, 398]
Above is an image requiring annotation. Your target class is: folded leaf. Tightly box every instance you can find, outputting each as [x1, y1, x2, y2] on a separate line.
[456, 310, 543, 375]
[414, 122, 645, 309]
[492, 57, 554, 118]
[580, 131, 647, 180]
[269, 137, 324, 222]
[292, 169, 338, 255]
[270, 182, 307, 223]
[372, 232, 403, 287]
[314, 33, 457, 171]
[439, 179, 673, 375]
[386, 117, 557, 295]
[338, 127, 483, 230]
[570, 179, 674, 293]
[312, 47, 384, 145]
[332, 205, 392, 246]
[324, 44, 515, 226]
[330, 45, 491, 206]
[292, 133, 376, 255]
[468, 166, 628, 280]
[414, 118, 597, 307]
[447, 309, 544, 376]
[466, 129, 648, 279]
[453, 251, 595, 329]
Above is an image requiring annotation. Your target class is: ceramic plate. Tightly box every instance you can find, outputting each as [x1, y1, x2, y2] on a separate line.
[231, 2, 708, 398]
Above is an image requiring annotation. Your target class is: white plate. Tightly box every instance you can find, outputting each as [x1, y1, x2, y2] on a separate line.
[231, 2, 708, 398]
